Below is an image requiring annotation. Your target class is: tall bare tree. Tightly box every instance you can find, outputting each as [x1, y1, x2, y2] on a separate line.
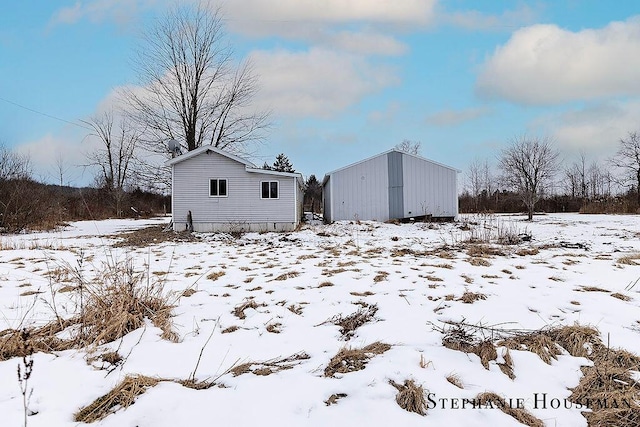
[123, 3, 269, 156]
[394, 139, 422, 155]
[83, 111, 140, 216]
[611, 131, 640, 205]
[499, 135, 559, 220]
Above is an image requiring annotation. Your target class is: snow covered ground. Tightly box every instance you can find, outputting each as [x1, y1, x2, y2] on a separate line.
[1, 213, 639, 426]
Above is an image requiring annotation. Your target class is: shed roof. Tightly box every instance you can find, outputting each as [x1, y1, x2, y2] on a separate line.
[322, 148, 460, 185]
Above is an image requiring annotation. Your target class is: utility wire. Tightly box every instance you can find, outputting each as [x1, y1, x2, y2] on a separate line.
[0, 95, 92, 131]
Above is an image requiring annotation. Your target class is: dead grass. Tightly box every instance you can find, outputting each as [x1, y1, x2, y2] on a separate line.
[611, 292, 632, 301]
[579, 285, 609, 292]
[266, 323, 282, 333]
[324, 393, 348, 406]
[328, 303, 378, 339]
[112, 226, 197, 248]
[74, 375, 160, 422]
[181, 289, 197, 297]
[617, 253, 640, 265]
[441, 325, 496, 369]
[221, 326, 239, 334]
[274, 271, 300, 281]
[324, 342, 391, 377]
[207, 271, 226, 281]
[467, 257, 491, 267]
[458, 291, 487, 304]
[500, 333, 562, 365]
[317, 281, 334, 288]
[230, 352, 310, 377]
[389, 379, 428, 416]
[373, 271, 389, 282]
[446, 373, 464, 389]
[466, 244, 505, 257]
[516, 247, 540, 256]
[476, 392, 544, 427]
[233, 299, 265, 319]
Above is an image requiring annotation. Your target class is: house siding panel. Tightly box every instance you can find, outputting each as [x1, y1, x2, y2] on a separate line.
[172, 151, 296, 231]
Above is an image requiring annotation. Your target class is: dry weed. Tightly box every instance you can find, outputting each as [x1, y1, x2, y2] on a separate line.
[324, 342, 391, 377]
[231, 352, 310, 377]
[74, 375, 160, 423]
[328, 303, 378, 339]
[611, 293, 631, 301]
[222, 326, 239, 334]
[274, 271, 300, 281]
[500, 334, 561, 364]
[373, 271, 389, 282]
[441, 325, 496, 369]
[467, 257, 491, 267]
[207, 271, 226, 281]
[233, 299, 264, 320]
[458, 291, 487, 304]
[446, 373, 464, 389]
[389, 379, 428, 416]
[516, 247, 539, 256]
[324, 393, 348, 406]
[617, 253, 640, 265]
[476, 392, 544, 427]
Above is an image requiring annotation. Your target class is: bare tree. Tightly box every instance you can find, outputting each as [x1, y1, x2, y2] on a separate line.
[466, 158, 483, 212]
[611, 131, 640, 205]
[499, 135, 559, 220]
[82, 111, 140, 216]
[123, 3, 269, 156]
[394, 140, 422, 155]
[0, 143, 30, 181]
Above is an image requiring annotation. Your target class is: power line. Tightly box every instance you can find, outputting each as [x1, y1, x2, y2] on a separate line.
[0, 95, 92, 131]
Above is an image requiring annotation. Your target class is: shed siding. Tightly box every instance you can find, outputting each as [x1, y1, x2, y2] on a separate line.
[387, 151, 404, 219]
[328, 154, 389, 221]
[323, 177, 332, 222]
[402, 153, 458, 218]
[172, 151, 296, 231]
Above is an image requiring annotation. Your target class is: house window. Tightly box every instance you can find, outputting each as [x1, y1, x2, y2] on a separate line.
[210, 179, 228, 197]
[261, 181, 278, 199]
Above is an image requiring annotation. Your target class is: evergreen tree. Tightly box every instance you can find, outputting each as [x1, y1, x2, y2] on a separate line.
[271, 153, 295, 172]
[304, 174, 322, 213]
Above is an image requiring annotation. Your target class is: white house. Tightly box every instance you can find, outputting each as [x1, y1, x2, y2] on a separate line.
[322, 149, 459, 222]
[166, 146, 304, 232]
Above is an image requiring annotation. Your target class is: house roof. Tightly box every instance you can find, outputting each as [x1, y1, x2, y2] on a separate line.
[322, 148, 461, 185]
[164, 145, 257, 167]
[165, 144, 304, 183]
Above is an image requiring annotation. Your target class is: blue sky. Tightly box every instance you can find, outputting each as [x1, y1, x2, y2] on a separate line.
[2, 1, 640, 188]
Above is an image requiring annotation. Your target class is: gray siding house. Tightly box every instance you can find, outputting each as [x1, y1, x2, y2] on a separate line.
[167, 146, 304, 232]
[322, 149, 459, 222]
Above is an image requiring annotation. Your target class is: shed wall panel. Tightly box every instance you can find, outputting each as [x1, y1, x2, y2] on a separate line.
[402, 153, 458, 218]
[329, 155, 389, 221]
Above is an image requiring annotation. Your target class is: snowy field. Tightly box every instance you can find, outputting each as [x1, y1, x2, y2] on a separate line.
[1, 213, 639, 426]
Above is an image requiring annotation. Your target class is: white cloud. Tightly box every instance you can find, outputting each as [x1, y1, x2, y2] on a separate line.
[540, 101, 640, 153]
[444, 5, 539, 31]
[477, 17, 640, 104]
[49, 0, 161, 27]
[249, 48, 399, 118]
[425, 106, 492, 126]
[14, 133, 98, 186]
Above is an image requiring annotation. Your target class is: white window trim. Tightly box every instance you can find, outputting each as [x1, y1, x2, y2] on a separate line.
[260, 180, 279, 199]
[209, 178, 228, 198]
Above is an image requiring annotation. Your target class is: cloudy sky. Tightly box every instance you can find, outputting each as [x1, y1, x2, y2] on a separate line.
[1, 1, 639, 187]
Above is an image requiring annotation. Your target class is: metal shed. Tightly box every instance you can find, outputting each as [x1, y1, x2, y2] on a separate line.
[322, 149, 459, 222]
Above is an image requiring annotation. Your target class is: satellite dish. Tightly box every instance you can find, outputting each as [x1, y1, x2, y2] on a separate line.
[167, 139, 182, 157]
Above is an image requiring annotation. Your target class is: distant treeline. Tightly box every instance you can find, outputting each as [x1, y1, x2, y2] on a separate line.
[0, 178, 169, 233]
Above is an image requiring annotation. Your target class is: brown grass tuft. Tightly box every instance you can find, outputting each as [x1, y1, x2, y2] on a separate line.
[222, 326, 239, 334]
[324, 393, 348, 406]
[476, 392, 544, 427]
[611, 292, 631, 301]
[274, 271, 300, 281]
[373, 271, 389, 282]
[516, 247, 540, 256]
[207, 271, 226, 281]
[389, 379, 428, 416]
[617, 253, 640, 265]
[458, 291, 487, 304]
[329, 303, 378, 340]
[500, 333, 561, 364]
[446, 373, 464, 389]
[318, 281, 334, 288]
[74, 375, 160, 423]
[441, 325, 496, 369]
[467, 257, 491, 267]
[233, 299, 265, 320]
[547, 324, 602, 358]
[231, 352, 310, 377]
[324, 342, 391, 377]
